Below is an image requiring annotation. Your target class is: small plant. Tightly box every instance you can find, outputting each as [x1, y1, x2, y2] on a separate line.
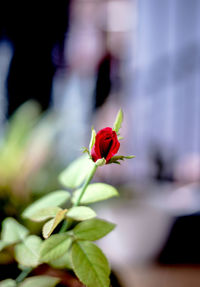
[0, 109, 134, 287]
[0, 101, 60, 222]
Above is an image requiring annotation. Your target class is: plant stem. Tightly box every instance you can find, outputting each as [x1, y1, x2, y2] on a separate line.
[16, 267, 32, 284]
[59, 219, 68, 233]
[60, 163, 97, 233]
[74, 164, 97, 207]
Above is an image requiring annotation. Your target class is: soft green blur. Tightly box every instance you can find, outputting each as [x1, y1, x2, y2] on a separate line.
[0, 101, 61, 224]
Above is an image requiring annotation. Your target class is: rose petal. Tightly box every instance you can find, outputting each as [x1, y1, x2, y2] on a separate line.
[91, 127, 120, 163]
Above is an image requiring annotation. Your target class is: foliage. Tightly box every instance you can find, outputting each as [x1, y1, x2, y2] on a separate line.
[0, 101, 61, 222]
[0, 109, 134, 287]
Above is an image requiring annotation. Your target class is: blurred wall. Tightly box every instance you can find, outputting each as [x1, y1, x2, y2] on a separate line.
[129, 0, 200, 181]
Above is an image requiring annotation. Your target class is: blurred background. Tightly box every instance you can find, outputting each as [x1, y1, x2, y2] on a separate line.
[0, 0, 200, 286]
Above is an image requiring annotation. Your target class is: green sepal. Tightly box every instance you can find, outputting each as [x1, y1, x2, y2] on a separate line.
[113, 108, 123, 133]
[81, 147, 90, 156]
[109, 155, 135, 164]
[89, 127, 96, 152]
[118, 136, 123, 140]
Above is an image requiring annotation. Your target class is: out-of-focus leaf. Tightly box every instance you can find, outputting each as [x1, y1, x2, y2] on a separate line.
[0, 240, 9, 252]
[14, 235, 42, 267]
[1, 218, 29, 244]
[40, 233, 72, 263]
[22, 191, 70, 219]
[49, 251, 73, 270]
[72, 183, 119, 205]
[18, 276, 60, 287]
[59, 155, 95, 189]
[0, 279, 16, 287]
[67, 206, 96, 221]
[27, 207, 62, 222]
[42, 209, 67, 239]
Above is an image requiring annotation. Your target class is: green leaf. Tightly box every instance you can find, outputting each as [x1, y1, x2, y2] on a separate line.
[5, 101, 41, 151]
[26, 207, 62, 222]
[22, 191, 70, 219]
[18, 276, 60, 287]
[0, 240, 9, 252]
[67, 207, 96, 221]
[1, 218, 29, 244]
[73, 218, 116, 241]
[71, 241, 110, 287]
[89, 127, 96, 152]
[40, 233, 72, 263]
[72, 183, 119, 205]
[49, 251, 73, 270]
[113, 108, 123, 133]
[59, 155, 95, 189]
[42, 209, 67, 239]
[0, 279, 16, 287]
[14, 235, 42, 267]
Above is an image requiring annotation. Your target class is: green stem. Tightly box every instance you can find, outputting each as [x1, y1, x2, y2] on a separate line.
[74, 164, 97, 207]
[59, 219, 68, 233]
[60, 163, 97, 233]
[16, 267, 32, 284]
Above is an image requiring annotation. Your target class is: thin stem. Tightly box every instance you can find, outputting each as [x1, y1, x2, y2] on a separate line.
[60, 163, 97, 233]
[16, 267, 32, 284]
[74, 164, 97, 207]
[60, 218, 73, 232]
[59, 219, 68, 233]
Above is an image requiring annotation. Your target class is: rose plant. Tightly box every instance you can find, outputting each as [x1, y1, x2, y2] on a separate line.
[0, 109, 134, 287]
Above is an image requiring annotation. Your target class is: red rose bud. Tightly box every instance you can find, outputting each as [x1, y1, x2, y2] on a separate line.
[91, 127, 120, 163]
